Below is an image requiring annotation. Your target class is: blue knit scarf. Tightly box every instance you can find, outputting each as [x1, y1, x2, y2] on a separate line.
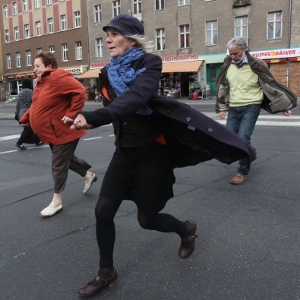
[107, 48, 153, 115]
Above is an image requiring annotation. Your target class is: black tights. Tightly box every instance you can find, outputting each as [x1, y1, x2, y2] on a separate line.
[95, 196, 191, 269]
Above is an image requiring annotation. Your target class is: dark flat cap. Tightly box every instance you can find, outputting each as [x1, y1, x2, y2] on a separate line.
[103, 14, 144, 36]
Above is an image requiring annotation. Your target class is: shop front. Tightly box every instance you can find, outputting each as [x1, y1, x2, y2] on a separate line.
[161, 54, 203, 98]
[250, 48, 300, 96]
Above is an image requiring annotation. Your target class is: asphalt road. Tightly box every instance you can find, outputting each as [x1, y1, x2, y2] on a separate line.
[1, 100, 300, 299]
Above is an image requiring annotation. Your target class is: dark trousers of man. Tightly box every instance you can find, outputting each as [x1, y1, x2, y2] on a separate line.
[49, 139, 91, 193]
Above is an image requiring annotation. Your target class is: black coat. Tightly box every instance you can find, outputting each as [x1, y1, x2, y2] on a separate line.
[81, 53, 256, 168]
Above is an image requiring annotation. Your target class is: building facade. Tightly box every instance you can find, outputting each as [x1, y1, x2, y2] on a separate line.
[1, 0, 300, 100]
[0, 0, 88, 99]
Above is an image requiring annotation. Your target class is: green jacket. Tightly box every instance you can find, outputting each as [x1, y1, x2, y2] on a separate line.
[215, 51, 297, 114]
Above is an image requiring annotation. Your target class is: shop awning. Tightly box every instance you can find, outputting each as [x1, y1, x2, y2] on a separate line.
[161, 60, 203, 73]
[77, 69, 100, 79]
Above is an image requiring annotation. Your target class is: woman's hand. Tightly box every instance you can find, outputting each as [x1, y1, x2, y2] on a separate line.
[61, 116, 74, 123]
[20, 122, 30, 127]
[70, 114, 92, 130]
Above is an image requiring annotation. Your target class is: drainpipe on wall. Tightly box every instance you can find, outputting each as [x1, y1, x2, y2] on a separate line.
[286, 0, 293, 87]
[86, 0, 90, 70]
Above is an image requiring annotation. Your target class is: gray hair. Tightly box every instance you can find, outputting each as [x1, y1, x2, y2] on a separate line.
[126, 34, 154, 53]
[226, 36, 248, 50]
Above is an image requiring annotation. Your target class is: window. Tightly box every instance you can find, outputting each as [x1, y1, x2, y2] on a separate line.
[49, 46, 55, 53]
[36, 21, 41, 36]
[268, 11, 282, 39]
[156, 28, 165, 51]
[7, 54, 11, 69]
[235, 16, 248, 41]
[12, 2, 18, 15]
[179, 0, 190, 6]
[95, 38, 103, 58]
[47, 0, 52, 5]
[37, 48, 42, 53]
[155, 0, 165, 10]
[179, 25, 190, 48]
[16, 52, 21, 68]
[3, 5, 8, 18]
[35, 0, 40, 9]
[74, 11, 81, 28]
[94, 5, 102, 23]
[112, 1, 120, 17]
[23, 0, 28, 12]
[5, 29, 9, 43]
[14, 27, 19, 41]
[26, 50, 32, 66]
[62, 44, 68, 61]
[48, 18, 53, 33]
[206, 20, 217, 46]
[24, 24, 30, 38]
[133, 0, 142, 19]
[61, 15, 67, 31]
[76, 41, 82, 60]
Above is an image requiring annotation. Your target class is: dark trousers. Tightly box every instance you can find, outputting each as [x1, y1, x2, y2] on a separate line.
[17, 127, 40, 145]
[50, 139, 91, 193]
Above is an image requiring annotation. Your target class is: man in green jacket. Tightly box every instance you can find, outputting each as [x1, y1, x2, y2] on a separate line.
[215, 36, 297, 185]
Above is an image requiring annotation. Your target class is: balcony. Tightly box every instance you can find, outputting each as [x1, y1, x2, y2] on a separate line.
[233, 0, 251, 7]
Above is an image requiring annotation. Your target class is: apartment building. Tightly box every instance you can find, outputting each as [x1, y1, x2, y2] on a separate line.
[0, 0, 88, 99]
[1, 0, 300, 100]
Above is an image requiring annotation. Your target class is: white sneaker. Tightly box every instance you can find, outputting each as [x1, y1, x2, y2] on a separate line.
[83, 173, 98, 194]
[39, 204, 63, 217]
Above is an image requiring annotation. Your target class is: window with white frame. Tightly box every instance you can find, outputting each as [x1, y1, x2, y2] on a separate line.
[7, 54, 11, 69]
[5, 30, 9, 43]
[35, 0, 40, 8]
[16, 52, 21, 67]
[26, 50, 32, 66]
[62, 44, 68, 61]
[95, 38, 103, 58]
[48, 18, 53, 33]
[133, 0, 142, 19]
[61, 15, 67, 31]
[47, 0, 52, 5]
[179, 0, 190, 6]
[206, 20, 217, 46]
[3, 5, 8, 18]
[76, 41, 82, 60]
[94, 5, 102, 23]
[49, 46, 55, 53]
[74, 11, 81, 28]
[179, 25, 190, 48]
[36, 21, 41, 36]
[156, 28, 165, 51]
[14, 27, 19, 41]
[112, 1, 120, 17]
[23, 0, 28, 12]
[12, 2, 18, 15]
[235, 16, 248, 41]
[24, 24, 30, 38]
[268, 11, 282, 39]
[37, 48, 42, 53]
[155, 0, 165, 10]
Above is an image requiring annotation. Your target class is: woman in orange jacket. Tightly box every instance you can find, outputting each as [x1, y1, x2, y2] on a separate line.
[20, 52, 97, 217]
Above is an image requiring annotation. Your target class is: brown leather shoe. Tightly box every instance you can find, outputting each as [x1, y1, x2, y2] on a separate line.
[78, 268, 118, 297]
[230, 174, 246, 185]
[179, 220, 198, 258]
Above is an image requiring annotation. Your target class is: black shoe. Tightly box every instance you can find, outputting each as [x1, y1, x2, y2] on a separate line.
[36, 141, 44, 146]
[179, 220, 198, 258]
[15, 143, 27, 150]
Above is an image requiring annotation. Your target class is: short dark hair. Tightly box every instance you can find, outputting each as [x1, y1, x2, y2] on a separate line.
[35, 51, 58, 69]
